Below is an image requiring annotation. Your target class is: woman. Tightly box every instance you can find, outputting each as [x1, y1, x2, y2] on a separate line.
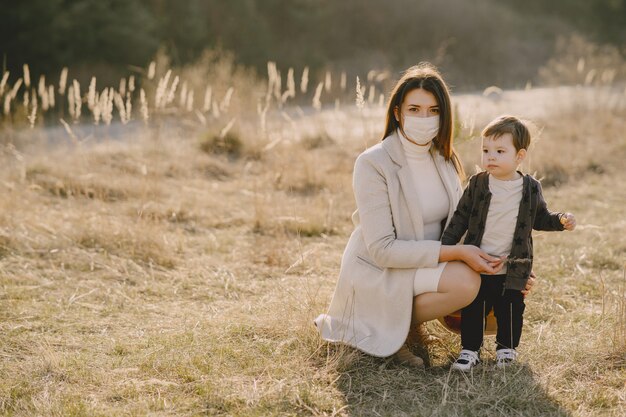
[315, 63, 532, 367]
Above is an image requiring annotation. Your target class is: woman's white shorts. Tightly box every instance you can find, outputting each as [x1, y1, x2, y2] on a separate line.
[413, 261, 447, 296]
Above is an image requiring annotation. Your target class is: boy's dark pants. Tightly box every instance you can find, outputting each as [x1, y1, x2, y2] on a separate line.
[461, 274, 526, 352]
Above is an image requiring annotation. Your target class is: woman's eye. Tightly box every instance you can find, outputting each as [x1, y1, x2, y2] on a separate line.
[430, 108, 440, 114]
[497, 150, 504, 154]
[482, 149, 488, 153]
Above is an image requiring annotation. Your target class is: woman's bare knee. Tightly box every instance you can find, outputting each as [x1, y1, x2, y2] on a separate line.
[440, 261, 480, 301]
[461, 276, 480, 305]
[460, 267, 481, 299]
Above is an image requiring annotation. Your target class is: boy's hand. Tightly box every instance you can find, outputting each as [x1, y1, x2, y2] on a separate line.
[560, 213, 576, 231]
[521, 271, 537, 297]
[487, 256, 505, 269]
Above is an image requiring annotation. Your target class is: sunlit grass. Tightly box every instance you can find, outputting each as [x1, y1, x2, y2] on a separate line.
[0, 59, 625, 415]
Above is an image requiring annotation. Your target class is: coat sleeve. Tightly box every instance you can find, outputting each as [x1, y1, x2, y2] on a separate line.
[441, 177, 474, 245]
[353, 154, 441, 269]
[533, 181, 565, 231]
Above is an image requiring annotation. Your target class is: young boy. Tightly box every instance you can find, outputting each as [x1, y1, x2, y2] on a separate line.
[442, 115, 576, 371]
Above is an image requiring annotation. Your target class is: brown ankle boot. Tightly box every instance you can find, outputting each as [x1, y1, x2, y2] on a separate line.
[406, 323, 435, 367]
[394, 344, 424, 368]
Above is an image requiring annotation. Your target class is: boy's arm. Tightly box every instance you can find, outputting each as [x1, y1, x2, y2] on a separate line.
[441, 178, 474, 244]
[533, 181, 565, 231]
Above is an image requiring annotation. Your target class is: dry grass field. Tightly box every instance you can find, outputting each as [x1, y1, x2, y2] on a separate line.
[0, 70, 625, 416]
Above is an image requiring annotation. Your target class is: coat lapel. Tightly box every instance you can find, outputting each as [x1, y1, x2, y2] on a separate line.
[432, 151, 460, 230]
[382, 132, 425, 240]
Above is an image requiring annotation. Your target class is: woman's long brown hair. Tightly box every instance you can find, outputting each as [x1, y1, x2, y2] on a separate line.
[382, 62, 464, 178]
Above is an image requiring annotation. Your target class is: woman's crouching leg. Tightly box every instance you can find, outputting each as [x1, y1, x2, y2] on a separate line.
[411, 261, 480, 324]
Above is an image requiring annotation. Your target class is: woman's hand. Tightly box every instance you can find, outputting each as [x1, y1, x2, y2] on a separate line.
[521, 271, 537, 297]
[457, 245, 504, 274]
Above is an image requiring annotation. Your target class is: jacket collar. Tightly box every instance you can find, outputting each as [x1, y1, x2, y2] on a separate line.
[381, 131, 457, 239]
[381, 130, 407, 166]
[382, 129, 445, 166]
[477, 170, 529, 192]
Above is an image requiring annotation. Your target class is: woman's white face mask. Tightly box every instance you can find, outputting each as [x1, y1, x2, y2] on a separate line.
[402, 115, 439, 145]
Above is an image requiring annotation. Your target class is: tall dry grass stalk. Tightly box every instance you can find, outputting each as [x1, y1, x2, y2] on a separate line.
[27, 89, 37, 128]
[367, 85, 376, 105]
[9, 78, 22, 99]
[22, 90, 29, 111]
[219, 87, 234, 113]
[0, 71, 9, 96]
[185, 90, 194, 112]
[3, 94, 10, 116]
[273, 68, 282, 104]
[58, 67, 68, 95]
[38, 75, 49, 111]
[125, 92, 132, 119]
[22, 64, 31, 88]
[301, 66, 309, 94]
[257, 100, 269, 137]
[101, 88, 114, 125]
[147, 61, 156, 80]
[179, 80, 188, 108]
[281, 67, 296, 103]
[312, 82, 324, 111]
[119, 77, 126, 96]
[67, 85, 75, 119]
[114, 92, 128, 124]
[92, 91, 102, 125]
[266, 61, 277, 102]
[219, 117, 236, 139]
[155, 69, 172, 109]
[59, 118, 78, 143]
[47, 85, 55, 108]
[87, 77, 97, 111]
[203, 86, 212, 112]
[166, 75, 179, 106]
[355, 76, 365, 109]
[212, 100, 221, 118]
[72, 79, 81, 121]
[140, 88, 149, 123]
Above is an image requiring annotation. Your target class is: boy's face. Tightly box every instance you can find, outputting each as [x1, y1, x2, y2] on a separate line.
[481, 133, 526, 180]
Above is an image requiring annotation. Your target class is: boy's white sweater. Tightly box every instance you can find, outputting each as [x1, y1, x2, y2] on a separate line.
[481, 174, 524, 274]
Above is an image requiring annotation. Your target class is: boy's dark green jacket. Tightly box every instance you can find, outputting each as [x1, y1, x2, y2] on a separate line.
[441, 171, 564, 291]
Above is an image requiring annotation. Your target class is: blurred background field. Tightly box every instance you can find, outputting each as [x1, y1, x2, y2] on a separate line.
[1, 1, 625, 416]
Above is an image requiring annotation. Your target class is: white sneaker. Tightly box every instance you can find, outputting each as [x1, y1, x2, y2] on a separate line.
[496, 349, 518, 368]
[451, 349, 480, 372]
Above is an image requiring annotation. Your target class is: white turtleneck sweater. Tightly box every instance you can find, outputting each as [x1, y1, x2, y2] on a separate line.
[399, 130, 450, 240]
[481, 174, 524, 274]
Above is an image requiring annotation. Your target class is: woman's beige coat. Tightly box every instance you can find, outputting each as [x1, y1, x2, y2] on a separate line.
[314, 131, 462, 357]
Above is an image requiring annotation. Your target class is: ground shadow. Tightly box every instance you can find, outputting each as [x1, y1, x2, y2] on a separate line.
[332, 350, 572, 417]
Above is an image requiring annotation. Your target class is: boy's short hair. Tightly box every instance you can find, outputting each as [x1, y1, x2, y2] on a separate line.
[482, 115, 531, 151]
